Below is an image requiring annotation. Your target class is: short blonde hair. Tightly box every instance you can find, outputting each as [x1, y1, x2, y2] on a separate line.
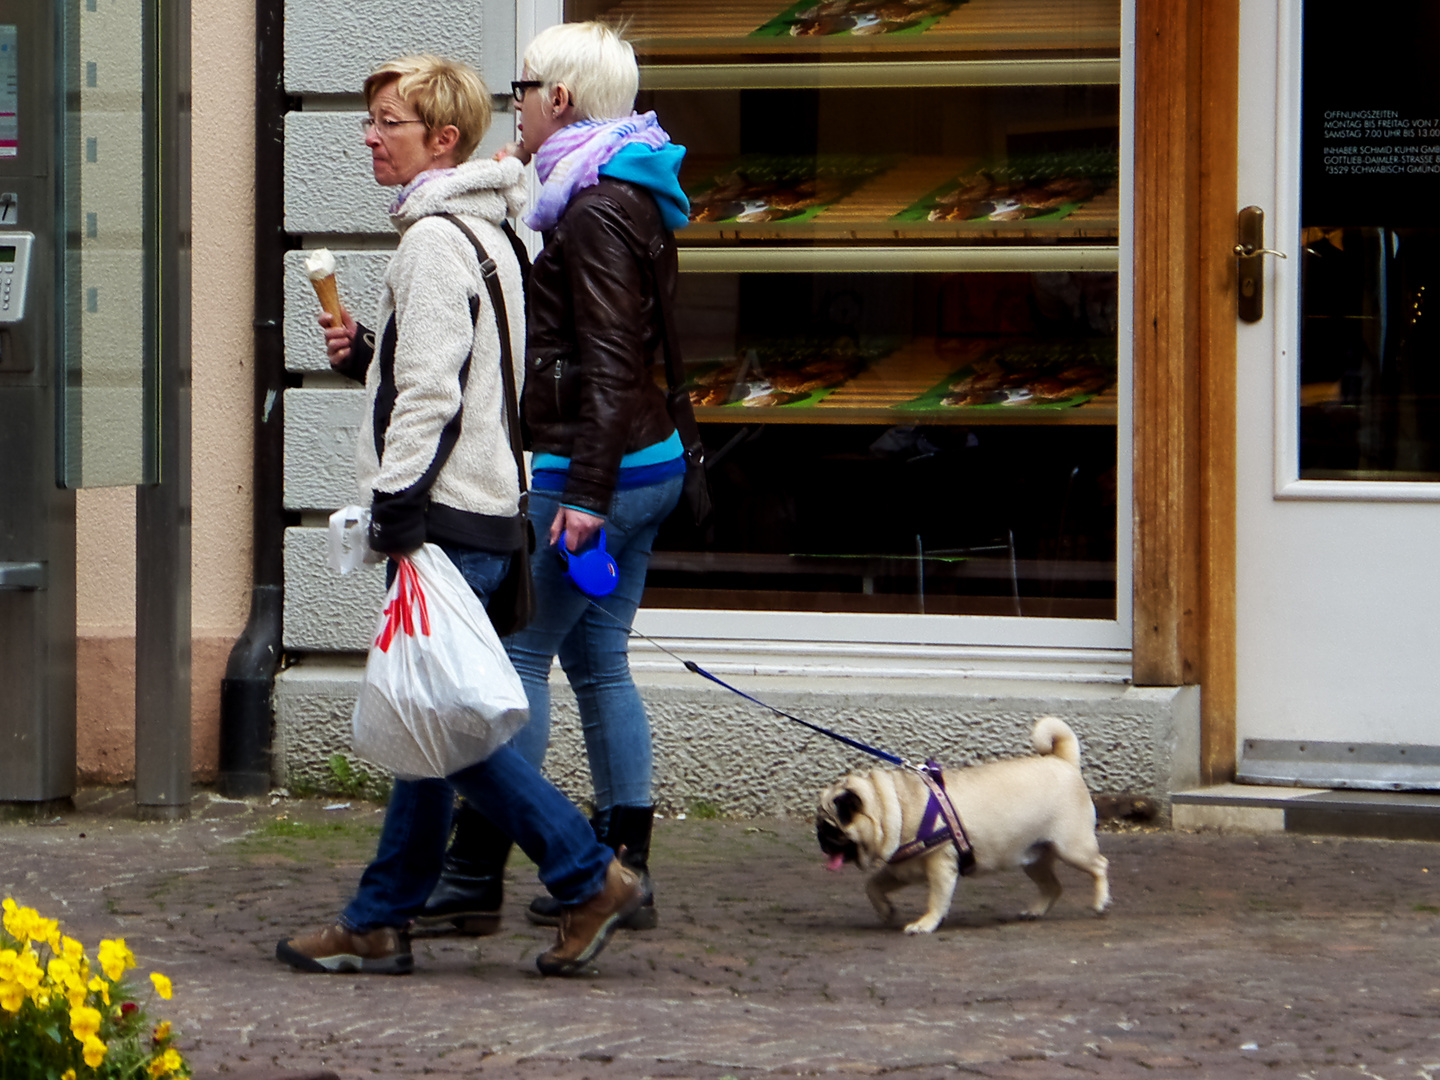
[364, 55, 492, 162]
[523, 22, 638, 122]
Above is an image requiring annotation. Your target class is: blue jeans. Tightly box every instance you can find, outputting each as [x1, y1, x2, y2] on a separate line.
[506, 474, 683, 811]
[341, 543, 613, 932]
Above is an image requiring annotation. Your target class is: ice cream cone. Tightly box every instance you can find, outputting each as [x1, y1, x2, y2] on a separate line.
[304, 248, 346, 328]
[310, 273, 345, 328]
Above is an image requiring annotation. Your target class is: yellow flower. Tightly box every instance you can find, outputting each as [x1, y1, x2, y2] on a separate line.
[97, 938, 135, 981]
[61, 936, 85, 964]
[62, 1071, 76, 1080]
[149, 971, 172, 1000]
[14, 950, 42, 990]
[1, 898, 23, 939]
[88, 975, 111, 1005]
[148, 1047, 184, 1078]
[0, 949, 14, 980]
[83, 1034, 107, 1068]
[153, 1020, 172, 1042]
[65, 982, 88, 1009]
[3, 902, 39, 943]
[70, 1003, 102, 1042]
[0, 980, 23, 1012]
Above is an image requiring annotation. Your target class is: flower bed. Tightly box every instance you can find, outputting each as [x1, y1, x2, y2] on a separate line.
[1, 897, 189, 1079]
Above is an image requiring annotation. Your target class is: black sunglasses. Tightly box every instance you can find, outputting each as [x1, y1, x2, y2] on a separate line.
[511, 80, 542, 104]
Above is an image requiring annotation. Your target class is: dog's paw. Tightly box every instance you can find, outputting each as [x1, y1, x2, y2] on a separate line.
[903, 915, 942, 934]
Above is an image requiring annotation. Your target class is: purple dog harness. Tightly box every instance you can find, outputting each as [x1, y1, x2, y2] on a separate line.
[888, 760, 977, 876]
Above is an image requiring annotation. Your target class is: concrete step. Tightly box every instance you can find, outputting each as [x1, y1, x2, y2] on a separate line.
[1173, 782, 1440, 840]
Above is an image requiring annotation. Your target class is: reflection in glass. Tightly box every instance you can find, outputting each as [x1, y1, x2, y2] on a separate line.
[1300, 229, 1440, 480]
[60, 0, 153, 487]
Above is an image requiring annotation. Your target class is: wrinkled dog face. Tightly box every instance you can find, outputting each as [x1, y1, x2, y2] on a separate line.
[816, 784, 864, 871]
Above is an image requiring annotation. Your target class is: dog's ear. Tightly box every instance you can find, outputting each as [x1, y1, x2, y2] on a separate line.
[833, 787, 863, 825]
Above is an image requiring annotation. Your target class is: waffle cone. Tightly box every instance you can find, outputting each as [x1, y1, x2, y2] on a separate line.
[310, 274, 346, 327]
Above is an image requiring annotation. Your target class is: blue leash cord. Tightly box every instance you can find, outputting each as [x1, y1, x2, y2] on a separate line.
[580, 596, 907, 768]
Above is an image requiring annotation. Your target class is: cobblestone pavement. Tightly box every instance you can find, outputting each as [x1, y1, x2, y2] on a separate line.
[2, 788, 1440, 1079]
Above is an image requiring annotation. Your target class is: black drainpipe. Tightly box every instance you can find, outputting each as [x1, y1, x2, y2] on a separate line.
[219, 0, 294, 797]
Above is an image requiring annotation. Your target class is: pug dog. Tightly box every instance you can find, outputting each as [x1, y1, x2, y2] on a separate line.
[816, 717, 1110, 934]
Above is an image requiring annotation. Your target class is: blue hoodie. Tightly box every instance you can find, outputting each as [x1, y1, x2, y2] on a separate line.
[598, 141, 691, 231]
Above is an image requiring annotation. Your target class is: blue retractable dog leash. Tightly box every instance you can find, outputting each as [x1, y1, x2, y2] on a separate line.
[573, 593, 905, 767]
[571, 591, 976, 871]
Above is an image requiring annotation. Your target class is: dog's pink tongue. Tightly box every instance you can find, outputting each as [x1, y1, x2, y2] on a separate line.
[825, 852, 846, 872]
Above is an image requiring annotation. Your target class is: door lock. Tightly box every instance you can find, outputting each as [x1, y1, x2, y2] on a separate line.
[1236, 206, 1287, 323]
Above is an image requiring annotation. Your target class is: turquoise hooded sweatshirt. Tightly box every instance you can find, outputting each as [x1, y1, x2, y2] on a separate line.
[598, 141, 691, 231]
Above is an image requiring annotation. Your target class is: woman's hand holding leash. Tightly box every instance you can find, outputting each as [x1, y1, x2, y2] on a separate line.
[551, 506, 603, 552]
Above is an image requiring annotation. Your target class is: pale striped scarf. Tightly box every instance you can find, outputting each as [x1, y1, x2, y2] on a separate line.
[526, 111, 672, 232]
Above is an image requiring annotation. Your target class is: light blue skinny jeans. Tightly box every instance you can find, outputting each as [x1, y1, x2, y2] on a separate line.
[506, 473, 683, 812]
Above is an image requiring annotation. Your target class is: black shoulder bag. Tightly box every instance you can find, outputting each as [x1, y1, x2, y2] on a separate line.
[436, 212, 536, 637]
[654, 258, 713, 528]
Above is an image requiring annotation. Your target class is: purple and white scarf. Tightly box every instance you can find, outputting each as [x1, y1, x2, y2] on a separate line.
[389, 166, 459, 216]
[525, 111, 672, 232]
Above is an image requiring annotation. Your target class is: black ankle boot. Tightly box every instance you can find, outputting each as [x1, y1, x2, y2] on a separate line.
[525, 805, 657, 931]
[608, 804, 657, 930]
[414, 803, 512, 936]
[525, 810, 607, 928]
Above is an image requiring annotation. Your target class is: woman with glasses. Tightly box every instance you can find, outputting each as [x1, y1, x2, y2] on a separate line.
[275, 54, 643, 979]
[419, 22, 693, 939]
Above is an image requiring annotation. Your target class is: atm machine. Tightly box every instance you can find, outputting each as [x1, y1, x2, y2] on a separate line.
[0, 5, 76, 807]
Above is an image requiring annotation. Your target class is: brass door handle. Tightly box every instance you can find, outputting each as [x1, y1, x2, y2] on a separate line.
[1236, 206, 1286, 322]
[1233, 243, 1288, 259]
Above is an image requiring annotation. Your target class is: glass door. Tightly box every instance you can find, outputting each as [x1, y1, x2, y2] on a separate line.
[1234, 0, 1440, 783]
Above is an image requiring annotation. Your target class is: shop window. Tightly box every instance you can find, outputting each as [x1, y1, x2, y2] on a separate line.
[568, 0, 1122, 618]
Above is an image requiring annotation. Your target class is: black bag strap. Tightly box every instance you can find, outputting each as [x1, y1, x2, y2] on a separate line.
[434, 212, 529, 506]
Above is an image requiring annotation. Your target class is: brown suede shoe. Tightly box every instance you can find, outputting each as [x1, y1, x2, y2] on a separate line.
[275, 923, 413, 975]
[535, 858, 643, 976]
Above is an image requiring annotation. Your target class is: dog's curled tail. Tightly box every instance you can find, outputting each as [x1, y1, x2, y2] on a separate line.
[1031, 716, 1081, 767]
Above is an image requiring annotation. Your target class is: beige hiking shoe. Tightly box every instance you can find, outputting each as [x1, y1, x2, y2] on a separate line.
[275, 923, 413, 974]
[535, 857, 643, 976]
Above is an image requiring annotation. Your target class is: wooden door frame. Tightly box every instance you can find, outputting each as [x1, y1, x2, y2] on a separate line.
[1132, 0, 1239, 783]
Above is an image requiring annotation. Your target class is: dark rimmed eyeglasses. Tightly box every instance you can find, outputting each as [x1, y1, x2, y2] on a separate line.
[511, 80, 542, 104]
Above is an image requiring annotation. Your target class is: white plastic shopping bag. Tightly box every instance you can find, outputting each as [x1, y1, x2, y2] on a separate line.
[351, 543, 529, 779]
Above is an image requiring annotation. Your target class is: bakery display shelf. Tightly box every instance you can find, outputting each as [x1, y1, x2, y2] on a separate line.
[648, 550, 1116, 582]
[679, 245, 1118, 273]
[680, 155, 1119, 244]
[640, 586, 1115, 618]
[642, 57, 1118, 90]
[685, 337, 1118, 425]
[605, 0, 1120, 60]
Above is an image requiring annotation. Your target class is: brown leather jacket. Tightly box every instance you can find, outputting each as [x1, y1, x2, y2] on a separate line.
[524, 178, 678, 516]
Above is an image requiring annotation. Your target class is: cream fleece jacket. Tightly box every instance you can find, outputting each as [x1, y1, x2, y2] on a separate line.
[355, 157, 530, 554]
